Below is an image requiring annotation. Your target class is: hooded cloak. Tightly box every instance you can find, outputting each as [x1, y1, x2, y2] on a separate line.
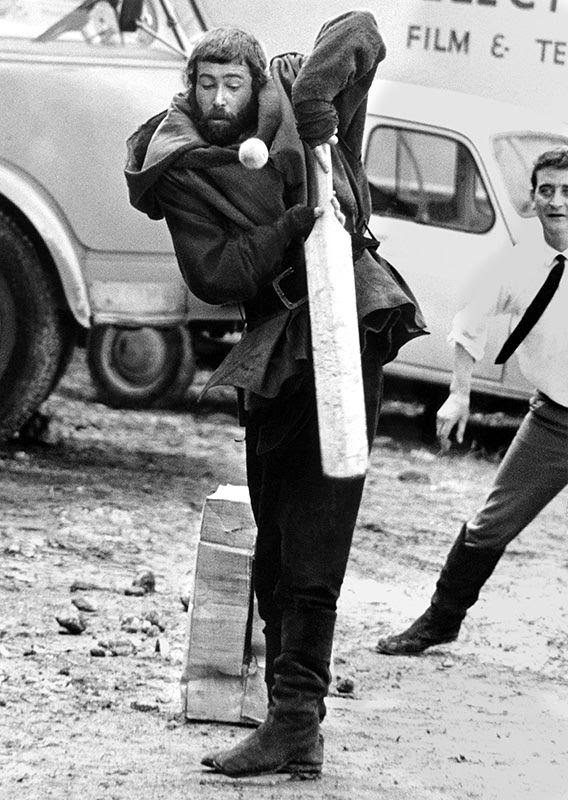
[125, 11, 427, 406]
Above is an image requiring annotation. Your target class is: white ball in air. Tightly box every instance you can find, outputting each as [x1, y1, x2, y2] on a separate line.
[238, 137, 269, 170]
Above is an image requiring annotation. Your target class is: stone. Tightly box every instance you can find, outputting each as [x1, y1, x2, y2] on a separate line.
[336, 676, 356, 694]
[124, 586, 146, 597]
[397, 469, 431, 484]
[55, 615, 87, 635]
[120, 616, 142, 633]
[71, 596, 97, 613]
[131, 699, 159, 713]
[98, 638, 136, 657]
[132, 569, 155, 594]
[143, 610, 165, 631]
[70, 580, 103, 592]
[155, 637, 170, 658]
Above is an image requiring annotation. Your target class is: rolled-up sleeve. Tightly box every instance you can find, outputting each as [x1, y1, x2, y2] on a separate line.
[448, 306, 490, 363]
[448, 259, 514, 362]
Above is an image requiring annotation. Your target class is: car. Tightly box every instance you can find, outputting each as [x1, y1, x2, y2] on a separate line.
[363, 79, 568, 412]
[0, 0, 242, 440]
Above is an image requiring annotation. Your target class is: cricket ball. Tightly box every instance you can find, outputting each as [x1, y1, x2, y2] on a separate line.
[238, 137, 269, 170]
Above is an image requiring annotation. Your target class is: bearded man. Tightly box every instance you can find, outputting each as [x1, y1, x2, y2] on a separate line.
[126, 11, 425, 777]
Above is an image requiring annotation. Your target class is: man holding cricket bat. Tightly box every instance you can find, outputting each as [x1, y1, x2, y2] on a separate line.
[126, 10, 425, 776]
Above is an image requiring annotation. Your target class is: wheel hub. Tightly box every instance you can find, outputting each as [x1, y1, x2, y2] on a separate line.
[111, 327, 168, 386]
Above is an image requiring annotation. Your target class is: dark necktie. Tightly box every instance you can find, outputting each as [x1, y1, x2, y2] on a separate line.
[495, 253, 566, 365]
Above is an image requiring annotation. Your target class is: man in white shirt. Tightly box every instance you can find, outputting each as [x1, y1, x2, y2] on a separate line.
[376, 148, 568, 656]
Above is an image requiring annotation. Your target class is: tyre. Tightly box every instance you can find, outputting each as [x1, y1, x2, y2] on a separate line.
[49, 328, 76, 394]
[86, 323, 196, 409]
[0, 213, 68, 441]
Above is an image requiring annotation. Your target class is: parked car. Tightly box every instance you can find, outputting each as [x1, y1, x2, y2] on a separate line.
[0, 0, 242, 440]
[363, 79, 568, 411]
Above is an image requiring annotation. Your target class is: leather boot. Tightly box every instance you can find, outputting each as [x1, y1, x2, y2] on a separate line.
[376, 525, 504, 655]
[202, 607, 335, 777]
[262, 616, 282, 706]
[263, 616, 327, 722]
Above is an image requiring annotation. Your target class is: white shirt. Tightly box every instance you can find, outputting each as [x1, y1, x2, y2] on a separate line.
[449, 224, 568, 406]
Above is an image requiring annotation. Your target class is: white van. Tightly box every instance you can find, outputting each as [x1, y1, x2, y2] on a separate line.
[363, 79, 568, 406]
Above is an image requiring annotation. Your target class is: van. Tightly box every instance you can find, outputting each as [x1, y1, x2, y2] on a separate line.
[0, 0, 243, 440]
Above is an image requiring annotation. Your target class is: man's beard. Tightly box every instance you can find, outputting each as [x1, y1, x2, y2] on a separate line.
[193, 95, 258, 146]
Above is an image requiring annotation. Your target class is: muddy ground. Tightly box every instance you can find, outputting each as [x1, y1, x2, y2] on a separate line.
[1, 351, 567, 800]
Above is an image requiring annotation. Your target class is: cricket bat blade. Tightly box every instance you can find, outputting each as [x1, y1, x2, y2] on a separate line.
[303, 145, 368, 479]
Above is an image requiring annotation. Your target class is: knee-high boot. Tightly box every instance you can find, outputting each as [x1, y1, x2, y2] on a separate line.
[376, 525, 504, 655]
[201, 607, 335, 777]
[264, 615, 327, 722]
[262, 616, 282, 706]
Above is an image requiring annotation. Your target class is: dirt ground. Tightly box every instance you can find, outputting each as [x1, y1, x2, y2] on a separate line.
[1, 351, 567, 800]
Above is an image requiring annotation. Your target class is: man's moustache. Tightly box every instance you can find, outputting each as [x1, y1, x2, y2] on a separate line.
[206, 111, 232, 121]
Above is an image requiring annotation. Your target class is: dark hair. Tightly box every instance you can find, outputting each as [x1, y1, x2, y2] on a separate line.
[531, 148, 568, 191]
[183, 27, 268, 96]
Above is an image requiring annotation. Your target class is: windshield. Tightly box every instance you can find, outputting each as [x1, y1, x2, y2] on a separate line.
[493, 132, 568, 218]
[0, 0, 203, 52]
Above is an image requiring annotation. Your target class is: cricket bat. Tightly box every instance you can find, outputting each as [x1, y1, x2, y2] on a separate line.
[303, 144, 368, 479]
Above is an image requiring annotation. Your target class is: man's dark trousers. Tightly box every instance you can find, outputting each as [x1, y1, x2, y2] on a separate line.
[245, 341, 383, 702]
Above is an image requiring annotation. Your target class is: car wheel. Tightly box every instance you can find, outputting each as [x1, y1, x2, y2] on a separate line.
[0, 213, 68, 441]
[86, 324, 196, 409]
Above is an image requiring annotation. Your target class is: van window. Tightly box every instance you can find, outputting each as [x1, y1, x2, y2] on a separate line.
[0, 0, 201, 51]
[2, 1, 136, 45]
[365, 126, 495, 234]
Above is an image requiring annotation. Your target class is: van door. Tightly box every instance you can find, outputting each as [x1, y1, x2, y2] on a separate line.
[364, 120, 513, 388]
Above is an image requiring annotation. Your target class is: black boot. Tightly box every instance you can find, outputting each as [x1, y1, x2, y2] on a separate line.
[262, 616, 282, 707]
[376, 525, 504, 655]
[202, 607, 335, 777]
[262, 615, 327, 722]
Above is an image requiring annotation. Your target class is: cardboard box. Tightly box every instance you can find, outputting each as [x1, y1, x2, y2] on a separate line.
[180, 485, 266, 725]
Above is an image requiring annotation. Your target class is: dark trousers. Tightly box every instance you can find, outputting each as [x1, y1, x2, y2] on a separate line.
[466, 392, 568, 550]
[245, 344, 383, 627]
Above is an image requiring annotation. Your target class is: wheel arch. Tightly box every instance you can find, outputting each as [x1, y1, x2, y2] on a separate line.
[0, 162, 91, 333]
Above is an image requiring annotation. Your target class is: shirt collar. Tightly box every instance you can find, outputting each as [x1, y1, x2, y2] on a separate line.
[542, 241, 568, 268]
